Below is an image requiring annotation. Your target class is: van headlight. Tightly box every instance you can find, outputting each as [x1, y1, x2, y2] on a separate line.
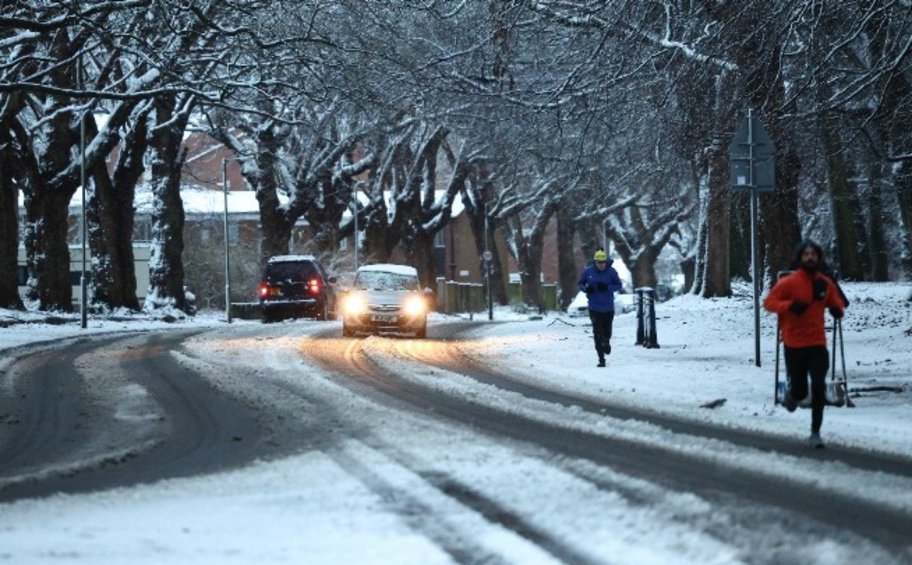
[403, 296, 426, 317]
[344, 294, 367, 316]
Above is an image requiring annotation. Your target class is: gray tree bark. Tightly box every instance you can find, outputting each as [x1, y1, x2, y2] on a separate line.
[145, 94, 189, 313]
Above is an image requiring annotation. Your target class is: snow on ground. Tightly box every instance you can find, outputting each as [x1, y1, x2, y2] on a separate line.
[0, 283, 910, 563]
[458, 282, 912, 456]
[0, 309, 224, 355]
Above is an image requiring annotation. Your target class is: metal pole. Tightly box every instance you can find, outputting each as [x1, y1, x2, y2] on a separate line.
[353, 181, 359, 271]
[79, 55, 87, 329]
[485, 201, 493, 321]
[223, 158, 231, 323]
[449, 222, 456, 280]
[748, 108, 761, 367]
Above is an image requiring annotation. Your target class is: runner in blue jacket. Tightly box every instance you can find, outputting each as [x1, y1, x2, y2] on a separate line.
[578, 249, 624, 367]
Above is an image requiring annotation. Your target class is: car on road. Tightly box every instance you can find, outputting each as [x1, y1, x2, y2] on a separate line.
[341, 264, 429, 338]
[258, 255, 337, 323]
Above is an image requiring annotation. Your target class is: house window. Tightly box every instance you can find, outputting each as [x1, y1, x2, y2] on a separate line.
[434, 228, 445, 248]
[133, 218, 152, 243]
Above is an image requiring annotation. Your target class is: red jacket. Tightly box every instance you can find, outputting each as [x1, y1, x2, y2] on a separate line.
[763, 269, 846, 348]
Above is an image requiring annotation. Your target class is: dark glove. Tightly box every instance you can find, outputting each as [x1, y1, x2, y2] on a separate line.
[813, 278, 828, 301]
[789, 300, 809, 315]
[828, 306, 844, 319]
[583, 285, 593, 295]
[596, 282, 609, 292]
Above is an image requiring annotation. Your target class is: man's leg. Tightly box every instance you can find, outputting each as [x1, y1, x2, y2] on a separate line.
[783, 346, 810, 410]
[807, 346, 830, 435]
[601, 311, 615, 355]
[589, 311, 605, 363]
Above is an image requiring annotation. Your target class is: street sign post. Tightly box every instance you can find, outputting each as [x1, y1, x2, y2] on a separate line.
[729, 109, 776, 368]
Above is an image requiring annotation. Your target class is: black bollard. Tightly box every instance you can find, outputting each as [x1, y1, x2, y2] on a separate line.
[635, 288, 646, 346]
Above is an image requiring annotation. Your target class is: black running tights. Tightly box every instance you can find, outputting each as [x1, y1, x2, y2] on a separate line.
[784, 345, 829, 434]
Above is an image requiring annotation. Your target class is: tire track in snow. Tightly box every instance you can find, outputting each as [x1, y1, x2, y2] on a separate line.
[303, 335, 602, 564]
[0, 331, 267, 502]
[304, 327, 912, 557]
[414, 323, 912, 479]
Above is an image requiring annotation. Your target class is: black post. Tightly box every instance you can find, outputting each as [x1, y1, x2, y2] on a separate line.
[449, 224, 456, 280]
[774, 319, 781, 405]
[635, 288, 645, 345]
[645, 288, 660, 349]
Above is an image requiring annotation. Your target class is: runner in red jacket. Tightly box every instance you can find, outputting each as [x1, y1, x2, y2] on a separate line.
[763, 240, 847, 448]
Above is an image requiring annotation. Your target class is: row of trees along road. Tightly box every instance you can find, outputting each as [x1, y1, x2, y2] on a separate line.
[1, 1, 910, 314]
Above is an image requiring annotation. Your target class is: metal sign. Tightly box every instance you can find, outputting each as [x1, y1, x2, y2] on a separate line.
[729, 112, 776, 192]
[482, 250, 493, 262]
[728, 109, 776, 367]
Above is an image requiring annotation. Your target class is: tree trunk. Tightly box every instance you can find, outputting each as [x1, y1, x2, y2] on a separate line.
[509, 200, 557, 311]
[403, 231, 437, 288]
[759, 141, 802, 279]
[259, 211, 294, 265]
[23, 188, 73, 311]
[701, 142, 732, 297]
[679, 255, 696, 294]
[578, 219, 600, 266]
[895, 162, 912, 276]
[867, 10, 912, 277]
[518, 243, 545, 310]
[488, 223, 509, 305]
[464, 199, 508, 305]
[362, 219, 395, 264]
[630, 248, 660, 289]
[867, 159, 890, 281]
[87, 115, 146, 311]
[0, 146, 22, 309]
[145, 96, 188, 313]
[729, 195, 751, 280]
[819, 107, 864, 280]
[690, 164, 710, 296]
[556, 206, 579, 309]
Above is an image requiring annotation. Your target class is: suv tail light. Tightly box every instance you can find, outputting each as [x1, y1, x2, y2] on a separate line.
[307, 278, 322, 295]
[258, 282, 270, 298]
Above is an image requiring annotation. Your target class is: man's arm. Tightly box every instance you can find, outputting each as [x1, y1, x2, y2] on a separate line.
[763, 279, 793, 315]
[578, 268, 590, 293]
[825, 278, 847, 314]
[609, 269, 623, 293]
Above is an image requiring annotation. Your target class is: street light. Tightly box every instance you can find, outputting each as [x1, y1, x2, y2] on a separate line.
[353, 183, 358, 271]
[222, 158, 231, 323]
[79, 54, 87, 329]
[484, 200, 493, 321]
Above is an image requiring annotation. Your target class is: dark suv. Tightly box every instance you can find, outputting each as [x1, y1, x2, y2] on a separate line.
[258, 255, 337, 323]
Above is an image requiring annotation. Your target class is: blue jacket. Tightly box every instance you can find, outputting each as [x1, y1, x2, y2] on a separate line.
[578, 261, 623, 313]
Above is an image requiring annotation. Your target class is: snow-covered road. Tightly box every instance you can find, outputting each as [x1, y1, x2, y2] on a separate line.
[1, 295, 911, 563]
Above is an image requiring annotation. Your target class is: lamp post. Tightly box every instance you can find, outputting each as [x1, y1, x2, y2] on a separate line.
[222, 158, 231, 323]
[79, 54, 87, 329]
[484, 200, 493, 321]
[352, 181, 359, 271]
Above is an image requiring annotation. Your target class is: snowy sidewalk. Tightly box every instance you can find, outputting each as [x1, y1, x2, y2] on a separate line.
[458, 282, 912, 456]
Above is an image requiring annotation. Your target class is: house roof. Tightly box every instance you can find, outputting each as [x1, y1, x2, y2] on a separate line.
[19, 186, 465, 222]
